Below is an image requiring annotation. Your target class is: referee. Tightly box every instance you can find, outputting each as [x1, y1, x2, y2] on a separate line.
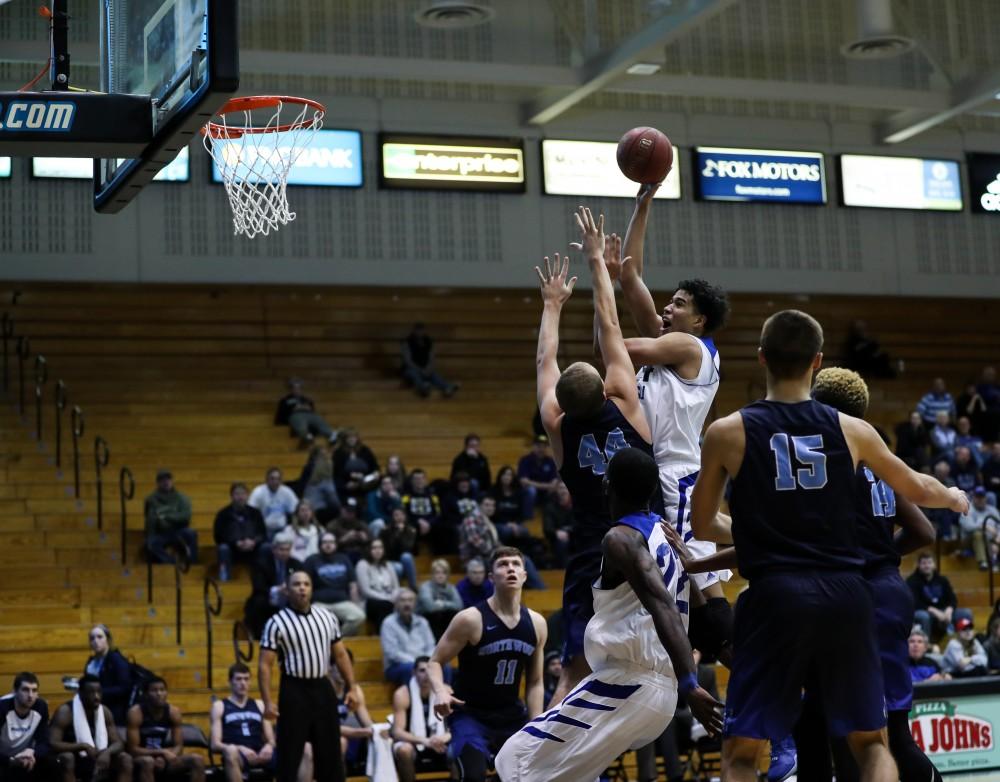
[259, 569, 360, 782]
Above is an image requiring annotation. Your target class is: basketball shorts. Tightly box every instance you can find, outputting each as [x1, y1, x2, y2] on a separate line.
[868, 565, 916, 712]
[660, 464, 731, 591]
[561, 546, 602, 664]
[450, 708, 526, 763]
[723, 570, 886, 741]
[495, 663, 677, 782]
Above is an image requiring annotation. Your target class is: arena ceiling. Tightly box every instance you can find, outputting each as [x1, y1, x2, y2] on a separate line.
[1, 0, 999, 142]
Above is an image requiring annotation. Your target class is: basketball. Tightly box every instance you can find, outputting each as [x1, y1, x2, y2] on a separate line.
[616, 126, 673, 184]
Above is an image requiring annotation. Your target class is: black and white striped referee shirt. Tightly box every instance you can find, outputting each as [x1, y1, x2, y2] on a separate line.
[260, 606, 342, 679]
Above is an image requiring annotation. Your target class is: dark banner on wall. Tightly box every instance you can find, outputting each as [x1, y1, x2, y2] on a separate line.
[967, 153, 1000, 214]
[380, 134, 525, 192]
[694, 146, 826, 204]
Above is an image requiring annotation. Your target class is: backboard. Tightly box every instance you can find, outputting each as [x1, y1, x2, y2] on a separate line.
[94, 0, 238, 212]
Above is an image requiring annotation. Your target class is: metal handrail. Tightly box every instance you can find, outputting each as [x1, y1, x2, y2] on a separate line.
[173, 548, 191, 646]
[54, 381, 66, 468]
[203, 579, 223, 689]
[71, 406, 84, 499]
[118, 466, 134, 569]
[985, 511, 1000, 607]
[1, 313, 13, 393]
[94, 437, 110, 531]
[16, 336, 30, 416]
[33, 355, 47, 440]
[232, 620, 254, 665]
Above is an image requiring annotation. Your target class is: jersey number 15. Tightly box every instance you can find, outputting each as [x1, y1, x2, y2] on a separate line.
[769, 433, 827, 491]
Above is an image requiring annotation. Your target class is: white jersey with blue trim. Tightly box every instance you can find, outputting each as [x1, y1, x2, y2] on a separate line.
[636, 334, 720, 474]
[585, 512, 689, 679]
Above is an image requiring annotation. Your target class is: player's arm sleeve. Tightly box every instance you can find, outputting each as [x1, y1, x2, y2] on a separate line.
[536, 301, 564, 432]
[589, 251, 636, 402]
[624, 334, 702, 370]
[604, 527, 697, 680]
[619, 198, 663, 338]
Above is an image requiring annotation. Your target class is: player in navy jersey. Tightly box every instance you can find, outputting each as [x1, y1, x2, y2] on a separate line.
[427, 547, 546, 782]
[690, 310, 968, 782]
[787, 367, 942, 782]
[535, 206, 658, 706]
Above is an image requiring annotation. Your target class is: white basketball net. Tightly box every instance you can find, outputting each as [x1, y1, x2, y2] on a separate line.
[203, 99, 324, 239]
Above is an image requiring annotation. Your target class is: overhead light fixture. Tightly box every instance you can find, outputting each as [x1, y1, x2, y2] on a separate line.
[626, 63, 661, 76]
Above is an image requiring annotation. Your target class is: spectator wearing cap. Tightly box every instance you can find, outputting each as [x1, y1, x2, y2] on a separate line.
[958, 487, 1000, 570]
[274, 378, 338, 447]
[455, 558, 494, 608]
[143, 469, 196, 564]
[907, 628, 948, 683]
[943, 618, 989, 678]
[213, 482, 266, 582]
[917, 378, 957, 427]
[401, 323, 458, 398]
[329, 497, 371, 562]
[450, 434, 491, 493]
[249, 467, 299, 540]
[517, 435, 559, 519]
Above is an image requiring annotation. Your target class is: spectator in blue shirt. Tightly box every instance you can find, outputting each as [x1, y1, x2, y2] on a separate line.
[952, 446, 983, 494]
[908, 628, 948, 684]
[930, 410, 957, 461]
[455, 558, 494, 608]
[955, 416, 986, 468]
[917, 378, 957, 426]
[517, 435, 559, 519]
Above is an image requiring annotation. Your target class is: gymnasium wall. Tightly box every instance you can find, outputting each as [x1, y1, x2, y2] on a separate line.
[2, 0, 1000, 297]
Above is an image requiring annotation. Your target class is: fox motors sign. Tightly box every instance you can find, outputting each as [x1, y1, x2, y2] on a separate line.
[910, 701, 993, 755]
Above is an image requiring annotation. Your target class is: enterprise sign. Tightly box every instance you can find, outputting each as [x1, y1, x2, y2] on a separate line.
[542, 139, 681, 199]
[34, 147, 190, 181]
[966, 153, 1000, 214]
[840, 154, 962, 211]
[0, 157, 9, 178]
[210, 129, 363, 187]
[380, 134, 525, 192]
[695, 147, 826, 204]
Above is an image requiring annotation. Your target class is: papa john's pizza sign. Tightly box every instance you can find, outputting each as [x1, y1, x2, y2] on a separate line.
[911, 699, 998, 773]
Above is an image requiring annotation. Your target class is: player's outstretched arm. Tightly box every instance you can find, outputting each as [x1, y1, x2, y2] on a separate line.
[661, 521, 738, 574]
[535, 254, 574, 447]
[602, 526, 724, 735]
[524, 612, 548, 719]
[842, 415, 969, 514]
[690, 415, 741, 544]
[893, 495, 937, 556]
[428, 608, 477, 718]
[619, 184, 664, 338]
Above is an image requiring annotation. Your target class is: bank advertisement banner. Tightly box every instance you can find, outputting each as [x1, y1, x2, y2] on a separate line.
[211, 129, 363, 187]
[694, 146, 826, 204]
[840, 154, 962, 211]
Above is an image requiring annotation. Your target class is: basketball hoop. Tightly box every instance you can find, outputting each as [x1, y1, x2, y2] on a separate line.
[202, 95, 325, 239]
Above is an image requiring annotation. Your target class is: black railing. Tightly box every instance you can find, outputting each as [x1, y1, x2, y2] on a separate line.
[71, 406, 84, 499]
[986, 512, 1000, 607]
[94, 437, 110, 531]
[33, 355, 47, 441]
[16, 335, 30, 417]
[118, 466, 134, 568]
[54, 380, 66, 468]
[203, 579, 222, 689]
[232, 620, 254, 665]
[173, 549, 190, 646]
[1, 312, 13, 393]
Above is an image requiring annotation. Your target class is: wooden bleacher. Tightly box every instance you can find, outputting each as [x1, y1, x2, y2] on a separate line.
[0, 283, 996, 779]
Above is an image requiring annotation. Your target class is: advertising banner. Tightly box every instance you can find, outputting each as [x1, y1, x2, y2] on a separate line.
[910, 694, 999, 775]
[541, 139, 681, 199]
[211, 129, 362, 187]
[36, 147, 189, 181]
[967, 153, 1000, 214]
[694, 146, 826, 204]
[840, 154, 962, 211]
[380, 134, 525, 192]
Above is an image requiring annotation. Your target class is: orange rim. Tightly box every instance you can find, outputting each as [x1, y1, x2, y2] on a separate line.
[201, 95, 326, 139]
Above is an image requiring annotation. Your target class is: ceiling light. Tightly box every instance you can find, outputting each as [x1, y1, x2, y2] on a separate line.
[626, 63, 662, 76]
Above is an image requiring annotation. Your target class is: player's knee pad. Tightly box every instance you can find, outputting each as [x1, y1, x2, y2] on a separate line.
[688, 597, 733, 662]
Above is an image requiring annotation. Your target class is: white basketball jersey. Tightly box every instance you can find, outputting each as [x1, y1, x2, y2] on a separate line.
[584, 514, 689, 679]
[636, 335, 720, 473]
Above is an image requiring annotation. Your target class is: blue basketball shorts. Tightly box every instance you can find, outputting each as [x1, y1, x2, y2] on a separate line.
[868, 566, 915, 713]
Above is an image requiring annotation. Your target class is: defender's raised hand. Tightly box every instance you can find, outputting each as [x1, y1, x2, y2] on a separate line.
[569, 205, 605, 260]
[535, 253, 577, 306]
[602, 232, 631, 282]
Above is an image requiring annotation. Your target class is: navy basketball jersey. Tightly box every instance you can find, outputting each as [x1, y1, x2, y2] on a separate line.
[138, 703, 173, 750]
[220, 697, 264, 751]
[729, 399, 863, 579]
[559, 399, 659, 552]
[453, 601, 537, 727]
[856, 465, 899, 575]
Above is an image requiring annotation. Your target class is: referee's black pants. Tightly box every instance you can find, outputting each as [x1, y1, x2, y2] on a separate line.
[277, 676, 343, 782]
